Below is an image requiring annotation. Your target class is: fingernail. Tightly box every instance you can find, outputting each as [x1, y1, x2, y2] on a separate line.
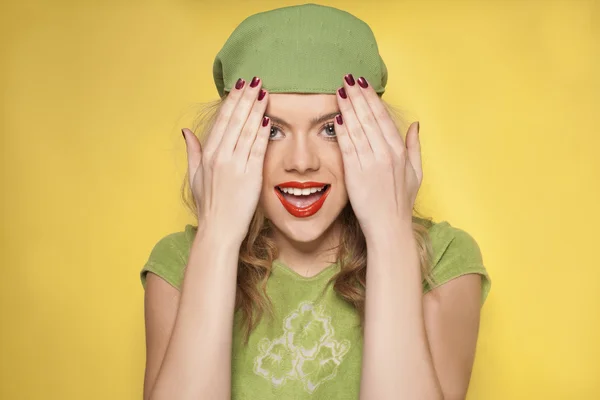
[235, 78, 245, 90]
[344, 74, 355, 86]
[262, 116, 270, 127]
[416, 121, 420, 134]
[250, 76, 261, 87]
[357, 77, 368, 88]
[258, 89, 266, 101]
[181, 129, 186, 139]
[335, 114, 343, 125]
[338, 87, 347, 99]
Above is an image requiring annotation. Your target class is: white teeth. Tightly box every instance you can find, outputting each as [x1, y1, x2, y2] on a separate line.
[278, 185, 328, 196]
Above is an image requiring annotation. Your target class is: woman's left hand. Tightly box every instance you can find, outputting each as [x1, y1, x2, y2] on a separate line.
[334, 74, 423, 238]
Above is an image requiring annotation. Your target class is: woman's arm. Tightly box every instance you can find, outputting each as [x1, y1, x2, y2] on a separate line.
[360, 224, 443, 399]
[330, 74, 483, 399]
[423, 273, 482, 399]
[144, 78, 271, 400]
[145, 226, 240, 400]
[359, 224, 482, 400]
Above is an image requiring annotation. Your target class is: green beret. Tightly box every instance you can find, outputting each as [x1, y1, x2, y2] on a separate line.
[213, 3, 388, 97]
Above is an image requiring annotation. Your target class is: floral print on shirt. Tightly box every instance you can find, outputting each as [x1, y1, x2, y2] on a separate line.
[253, 301, 351, 393]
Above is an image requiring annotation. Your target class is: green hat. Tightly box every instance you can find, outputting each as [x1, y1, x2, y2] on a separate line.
[212, 3, 388, 98]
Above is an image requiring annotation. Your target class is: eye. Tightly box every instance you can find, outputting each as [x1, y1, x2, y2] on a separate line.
[320, 122, 337, 141]
[269, 125, 285, 140]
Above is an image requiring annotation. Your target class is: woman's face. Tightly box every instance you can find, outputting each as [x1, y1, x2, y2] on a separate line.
[259, 93, 348, 243]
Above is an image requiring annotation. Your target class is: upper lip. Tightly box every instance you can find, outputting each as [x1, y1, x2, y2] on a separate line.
[275, 181, 329, 189]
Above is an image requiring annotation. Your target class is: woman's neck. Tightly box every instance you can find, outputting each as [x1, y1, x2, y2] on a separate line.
[270, 221, 342, 277]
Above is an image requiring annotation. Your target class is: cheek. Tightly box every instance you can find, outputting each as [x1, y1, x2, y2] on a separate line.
[261, 149, 274, 182]
[259, 150, 276, 201]
[328, 147, 345, 179]
[329, 148, 348, 200]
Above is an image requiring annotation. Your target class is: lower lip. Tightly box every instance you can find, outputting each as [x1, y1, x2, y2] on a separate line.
[274, 186, 331, 218]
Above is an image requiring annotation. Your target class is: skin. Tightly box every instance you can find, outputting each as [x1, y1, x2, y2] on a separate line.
[143, 76, 483, 400]
[259, 93, 348, 276]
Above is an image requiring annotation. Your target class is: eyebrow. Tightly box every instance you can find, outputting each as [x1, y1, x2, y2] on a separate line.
[265, 111, 339, 128]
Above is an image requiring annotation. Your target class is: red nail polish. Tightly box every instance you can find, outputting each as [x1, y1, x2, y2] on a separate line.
[262, 116, 270, 127]
[357, 77, 368, 88]
[335, 114, 343, 125]
[338, 87, 347, 99]
[235, 78, 245, 90]
[250, 77, 260, 87]
[258, 89, 266, 101]
[417, 121, 420, 134]
[344, 74, 355, 86]
[181, 129, 186, 139]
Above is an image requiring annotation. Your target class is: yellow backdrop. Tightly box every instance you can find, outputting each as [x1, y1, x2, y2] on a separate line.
[1, 0, 598, 399]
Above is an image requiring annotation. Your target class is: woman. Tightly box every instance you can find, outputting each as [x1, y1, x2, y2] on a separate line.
[140, 4, 491, 400]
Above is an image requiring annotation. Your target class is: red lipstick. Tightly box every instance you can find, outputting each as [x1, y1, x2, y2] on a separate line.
[275, 181, 328, 189]
[274, 182, 331, 218]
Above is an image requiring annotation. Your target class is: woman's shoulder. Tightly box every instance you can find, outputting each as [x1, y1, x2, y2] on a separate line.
[426, 219, 482, 265]
[139, 224, 198, 290]
[415, 216, 491, 304]
[147, 224, 198, 260]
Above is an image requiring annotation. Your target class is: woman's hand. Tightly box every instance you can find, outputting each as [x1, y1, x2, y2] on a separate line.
[182, 77, 271, 244]
[333, 75, 423, 238]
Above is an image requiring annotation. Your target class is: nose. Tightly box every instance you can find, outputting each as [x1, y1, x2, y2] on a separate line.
[282, 134, 320, 174]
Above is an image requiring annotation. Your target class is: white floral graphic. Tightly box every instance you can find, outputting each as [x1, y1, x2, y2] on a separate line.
[253, 301, 351, 393]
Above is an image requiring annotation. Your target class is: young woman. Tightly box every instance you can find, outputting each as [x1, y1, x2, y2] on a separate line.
[140, 4, 491, 400]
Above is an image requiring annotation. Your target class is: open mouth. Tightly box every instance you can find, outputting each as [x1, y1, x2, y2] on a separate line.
[274, 183, 331, 218]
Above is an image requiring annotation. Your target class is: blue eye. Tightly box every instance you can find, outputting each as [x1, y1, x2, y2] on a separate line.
[268, 122, 337, 141]
[269, 125, 284, 140]
[321, 122, 337, 140]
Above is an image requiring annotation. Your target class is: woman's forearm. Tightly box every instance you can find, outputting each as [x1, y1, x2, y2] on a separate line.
[360, 223, 443, 400]
[150, 224, 240, 400]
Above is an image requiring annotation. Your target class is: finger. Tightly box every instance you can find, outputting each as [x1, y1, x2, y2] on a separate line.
[182, 127, 202, 183]
[355, 76, 405, 157]
[343, 74, 389, 158]
[336, 86, 372, 167]
[233, 88, 269, 161]
[218, 76, 263, 158]
[332, 113, 361, 173]
[202, 78, 247, 157]
[406, 121, 423, 182]
[245, 115, 271, 173]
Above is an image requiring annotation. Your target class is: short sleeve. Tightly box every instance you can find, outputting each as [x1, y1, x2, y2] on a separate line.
[140, 225, 196, 291]
[423, 221, 491, 305]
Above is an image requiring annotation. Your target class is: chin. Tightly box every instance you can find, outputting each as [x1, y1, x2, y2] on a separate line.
[273, 214, 337, 243]
[260, 184, 347, 244]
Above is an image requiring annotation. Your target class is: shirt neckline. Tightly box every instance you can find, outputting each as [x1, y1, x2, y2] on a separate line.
[272, 258, 340, 282]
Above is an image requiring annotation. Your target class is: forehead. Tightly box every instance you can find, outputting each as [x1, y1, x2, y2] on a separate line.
[266, 93, 338, 120]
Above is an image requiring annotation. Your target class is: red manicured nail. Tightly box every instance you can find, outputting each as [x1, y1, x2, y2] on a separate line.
[357, 77, 368, 88]
[344, 74, 355, 86]
[250, 77, 260, 87]
[262, 116, 270, 127]
[335, 114, 343, 125]
[338, 87, 347, 99]
[235, 78, 245, 89]
[258, 89, 266, 101]
[417, 121, 420, 134]
[181, 129, 186, 139]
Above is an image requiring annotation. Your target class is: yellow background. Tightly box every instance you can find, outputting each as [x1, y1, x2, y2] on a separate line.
[1, 0, 598, 399]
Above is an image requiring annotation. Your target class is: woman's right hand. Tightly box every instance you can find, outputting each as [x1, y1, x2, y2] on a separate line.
[181, 77, 271, 244]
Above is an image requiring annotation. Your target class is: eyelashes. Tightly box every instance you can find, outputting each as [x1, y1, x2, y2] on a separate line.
[321, 122, 337, 141]
[269, 122, 337, 141]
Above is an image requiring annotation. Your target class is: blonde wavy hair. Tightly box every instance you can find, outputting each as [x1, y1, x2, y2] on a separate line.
[180, 96, 435, 344]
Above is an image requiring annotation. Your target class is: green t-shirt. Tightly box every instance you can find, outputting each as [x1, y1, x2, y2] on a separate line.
[140, 218, 491, 399]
